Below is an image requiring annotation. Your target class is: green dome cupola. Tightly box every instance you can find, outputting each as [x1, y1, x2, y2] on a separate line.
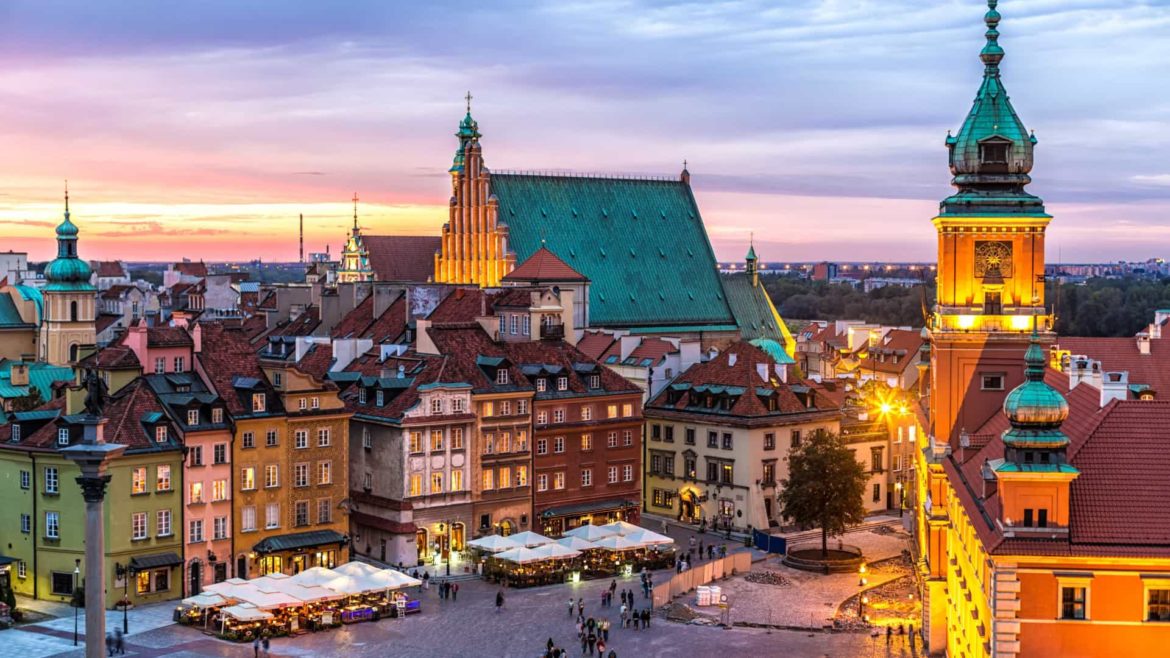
[44, 187, 94, 291]
[451, 91, 481, 174]
[1001, 331, 1069, 452]
[940, 1, 1045, 217]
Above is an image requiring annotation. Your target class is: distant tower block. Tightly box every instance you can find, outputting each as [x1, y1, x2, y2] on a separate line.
[299, 213, 305, 264]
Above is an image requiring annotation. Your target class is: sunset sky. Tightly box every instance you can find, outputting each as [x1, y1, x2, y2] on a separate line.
[1, 1, 1168, 263]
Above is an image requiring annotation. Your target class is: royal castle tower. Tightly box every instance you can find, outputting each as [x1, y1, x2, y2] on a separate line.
[39, 188, 96, 365]
[929, 0, 1052, 445]
[434, 94, 514, 286]
[337, 193, 374, 283]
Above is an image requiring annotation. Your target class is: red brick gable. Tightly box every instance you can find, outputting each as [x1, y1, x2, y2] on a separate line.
[364, 236, 441, 282]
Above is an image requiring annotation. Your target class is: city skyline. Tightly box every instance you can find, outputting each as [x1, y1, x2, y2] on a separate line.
[2, 0, 1169, 262]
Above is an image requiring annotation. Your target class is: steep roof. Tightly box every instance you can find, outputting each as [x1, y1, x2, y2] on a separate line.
[576, 331, 617, 361]
[0, 291, 32, 328]
[173, 261, 208, 277]
[720, 273, 791, 346]
[491, 173, 734, 328]
[502, 246, 588, 283]
[1054, 336, 1170, 396]
[297, 343, 334, 380]
[0, 359, 73, 402]
[79, 341, 142, 370]
[147, 325, 193, 348]
[867, 329, 925, 375]
[197, 323, 282, 417]
[364, 236, 441, 282]
[427, 288, 494, 324]
[330, 293, 408, 344]
[93, 261, 127, 278]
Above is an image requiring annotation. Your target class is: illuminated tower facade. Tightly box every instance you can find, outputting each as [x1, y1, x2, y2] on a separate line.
[929, 0, 1052, 445]
[337, 194, 373, 283]
[39, 190, 96, 365]
[434, 93, 514, 286]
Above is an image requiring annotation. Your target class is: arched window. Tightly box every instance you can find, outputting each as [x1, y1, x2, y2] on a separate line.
[69, 343, 80, 363]
[70, 301, 78, 322]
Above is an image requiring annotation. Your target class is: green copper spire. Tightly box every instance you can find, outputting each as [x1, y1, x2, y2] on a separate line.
[44, 183, 94, 291]
[1001, 329, 1069, 449]
[451, 91, 480, 173]
[745, 234, 757, 262]
[940, 1, 1046, 217]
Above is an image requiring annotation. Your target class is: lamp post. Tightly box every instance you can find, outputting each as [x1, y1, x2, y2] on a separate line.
[115, 563, 131, 634]
[72, 559, 80, 646]
[858, 563, 868, 619]
[895, 481, 904, 518]
[61, 376, 127, 658]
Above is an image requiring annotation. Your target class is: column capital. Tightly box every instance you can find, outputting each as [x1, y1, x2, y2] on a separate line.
[76, 473, 113, 503]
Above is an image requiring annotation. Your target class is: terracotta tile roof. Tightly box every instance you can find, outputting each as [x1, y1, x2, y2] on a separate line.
[626, 338, 675, 367]
[100, 284, 134, 300]
[364, 236, 441, 282]
[266, 307, 321, 339]
[256, 291, 277, 311]
[502, 246, 588, 282]
[427, 287, 494, 324]
[197, 322, 282, 417]
[80, 342, 141, 370]
[147, 325, 193, 347]
[173, 262, 208, 277]
[491, 288, 540, 309]
[93, 261, 127, 278]
[1053, 336, 1170, 395]
[646, 341, 826, 420]
[577, 331, 617, 361]
[297, 343, 334, 380]
[867, 329, 925, 374]
[330, 294, 408, 344]
[96, 314, 122, 335]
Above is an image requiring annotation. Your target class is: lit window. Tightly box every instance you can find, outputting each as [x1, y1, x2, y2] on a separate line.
[516, 465, 527, 487]
[212, 408, 223, 424]
[265, 464, 279, 488]
[212, 479, 227, 501]
[451, 427, 464, 450]
[483, 433, 494, 455]
[431, 429, 444, 452]
[187, 409, 199, 426]
[451, 469, 463, 491]
[132, 467, 147, 494]
[499, 466, 511, 488]
[607, 405, 618, 419]
[553, 472, 565, 490]
[132, 512, 148, 540]
[622, 403, 633, 417]
[1147, 588, 1170, 622]
[240, 467, 255, 490]
[252, 393, 266, 412]
[581, 434, 593, 451]
[409, 474, 422, 497]
[156, 425, 168, 442]
[318, 461, 331, 485]
[537, 473, 548, 492]
[190, 481, 204, 504]
[409, 432, 422, 453]
[536, 379, 547, 393]
[482, 470, 494, 491]
[1061, 585, 1088, 620]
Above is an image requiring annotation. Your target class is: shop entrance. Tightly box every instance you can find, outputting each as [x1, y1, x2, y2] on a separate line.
[679, 491, 699, 523]
[188, 561, 201, 597]
[415, 529, 429, 564]
[451, 522, 465, 551]
[291, 555, 306, 574]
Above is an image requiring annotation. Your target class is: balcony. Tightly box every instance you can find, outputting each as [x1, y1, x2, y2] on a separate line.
[540, 323, 565, 340]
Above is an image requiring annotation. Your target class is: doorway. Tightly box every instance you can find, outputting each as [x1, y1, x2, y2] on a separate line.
[451, 523, 465, 551]
[416, 529, 429, 564]
[188, 561, 201, 597]
[679, 491, 698, 523]
[236, 555, 247, 579]
[291, 555, 306, 574]
[764, 497, 774, 524]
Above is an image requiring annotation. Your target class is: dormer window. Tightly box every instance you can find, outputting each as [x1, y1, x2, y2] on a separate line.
[557, 376, 568, 391]
[431, 398, 443, 415]
[589, 375, 600, 389]
[496, 369, 510, 385]
[536, 378, 547, 393]
[155, 425, 168, 442]
[252, 393, 266, 413]
[57, 428, 69, 446]
[187, 409, 199, 426]
[359, 388, 367, 404]
[11, 424, 20, 442]
[980, 139, 1010, 165]
[212, 408, 223, 424]
[376, 390, 384, 407]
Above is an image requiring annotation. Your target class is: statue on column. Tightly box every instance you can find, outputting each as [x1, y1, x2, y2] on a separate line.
[83, 368, 105, 417]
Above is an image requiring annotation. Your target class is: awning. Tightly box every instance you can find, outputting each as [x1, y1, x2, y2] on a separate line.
[253, 529, 347, 554]
[0, 555, 16, 566]
[540, 498, 638, 519]
[130, 552, 183, 570]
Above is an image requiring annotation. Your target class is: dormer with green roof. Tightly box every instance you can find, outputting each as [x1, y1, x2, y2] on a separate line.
[38, 187, 96, 366]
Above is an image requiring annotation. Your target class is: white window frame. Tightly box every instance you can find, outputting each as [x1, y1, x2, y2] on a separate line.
[295, 429, 309, 449]
[57, 427, 69, 446]
[157, 509, 172, 537]
[45, 511, 59, 539]
[318, 427, 331, 447]
[537, 473, 549, 492]
[132, 512, 148, 541]
[252, 393, 266, 413]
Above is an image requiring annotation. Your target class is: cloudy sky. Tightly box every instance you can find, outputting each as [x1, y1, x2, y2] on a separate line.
[1, 0, 1168, 263]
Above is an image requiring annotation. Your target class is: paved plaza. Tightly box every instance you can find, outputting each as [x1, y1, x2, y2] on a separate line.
[4, 521, 923, 657]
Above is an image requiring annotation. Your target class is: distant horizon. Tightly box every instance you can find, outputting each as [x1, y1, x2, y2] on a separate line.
[2, 1, 1168, 263]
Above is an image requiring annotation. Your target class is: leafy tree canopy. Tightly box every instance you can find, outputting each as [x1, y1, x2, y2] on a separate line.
[778, 429, 870, 556]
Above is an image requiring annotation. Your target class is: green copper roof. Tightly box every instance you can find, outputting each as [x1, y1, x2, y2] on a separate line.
[940, 0, 1045, 217]
[492, 173, 736, 328]
[745, 243, 757, 261]
[0, 359, 73, 402]
[1002, 331, 1069, 449]
[44, 201, 94, 290]
[0, 293, 30, 328]
[724, 274, 791, 347]
[749, 338, 796, 365]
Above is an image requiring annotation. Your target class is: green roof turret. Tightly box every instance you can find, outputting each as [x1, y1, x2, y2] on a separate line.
[44, 184, 94, 291]
[940, 0, 1047, 217]
[1001, 330, 1069, 449]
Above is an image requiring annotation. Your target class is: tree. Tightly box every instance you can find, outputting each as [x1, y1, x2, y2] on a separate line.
[778, 430, 869, 558]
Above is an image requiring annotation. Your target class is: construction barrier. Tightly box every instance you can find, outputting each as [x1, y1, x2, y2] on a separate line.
[651, 551, 750, 608]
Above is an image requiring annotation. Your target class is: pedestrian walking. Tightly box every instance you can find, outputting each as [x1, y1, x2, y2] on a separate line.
[580, 632, 588, 654]
[253, 636, 260, 658]
[578, 597, 584, 616]
[602, 618, 610, 641]
[452, 582, 459, 601]
[569, 597, 576, 616]
[661, 519, 669, 534]
[707, 545, 714, 560]
[262, 635, 270, 657]
[886, 626, 892, 643]
[496, 588, 505, 612]
[620, 606, 627, 628]
[106, 632, 115, 657]
[587, 631, 597, 655]
[115, 628, 125, 655]
[423, 571, 430, 590]
[642, 609, 650, 629]
[600, 590, 607, 608]
[597, 638, 606, 656]
[689, 536, 695, 552]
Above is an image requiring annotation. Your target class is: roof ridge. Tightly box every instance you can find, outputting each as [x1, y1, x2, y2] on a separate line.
[492, 169, 679, 182]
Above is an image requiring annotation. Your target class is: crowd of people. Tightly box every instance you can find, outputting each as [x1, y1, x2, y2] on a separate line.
[539, 577, 658, 658]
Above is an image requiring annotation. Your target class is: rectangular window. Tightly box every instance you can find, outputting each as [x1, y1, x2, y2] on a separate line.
[557, 376, 568, 391]
[510, 314, 518, 335]
[50, 571, 72, 595]
[536, 378, 547, 393]
[872, 483, 881, 503]
[20, 513, 31, 533]
[174, 356, 185, 372]
[265, 464, 279, 488]
[763, 461, 775, 485]
[409, 432, 422, 453]
[523, 315, 531, 336]
[242, 506, 256, 532]
[871, 447, 884, 472]
[537, 410, 548, 425]
[132, 512, 148, 540]
[1148, 589, 1170, 622]
[497, 369, 510, 385]
[482, 469, 494, 491]
[295, 463, 309, 487]
[318, 460, 332, 485]
[213, 516, 228, 540]
[536, 438, 547, 455]
[295, 501, 309, 527]
[1061, 586, 1088, 620]
[190, 445, 203, 466]
[45, 511, 59, 538]
[516, 465, 527, 487]
[190, 481, 204, 504]
[537, 473, 548, 492]
[553, 409, 565, 423]
[518, 399, 529, 415]
[241, 467, 255, 491]
[553, 471, 565, 490]
[622, 403, 633, 417]
[607, 432, 618, 448]
[409, 474, 422, 497]
[362, 472, 372, 490]
[721, 433, 733, 450]
[188, 517, 204, 543]
[272, 371, 283, 388]
[295, 430, 308, 449]
[431, 398, 443, 415]
[154, 357, 166, 374]
[499, 466, 511, 489]
[581, 405, 592, 421]
[685, 428, 696, 445]
[623, 430, 633, 446]
[981, 374, 1005, 391]
[665, 426, 674, 443]
[651, 454, 662, 474]
[708, 431, 718, 448]
[155, 425, 168, 442]
[451, 469, 463, 491]
[452, 398, 465, 413]
[516, 430, 527, 451]
[623, 464, 633, 482]
[483, 433, 495, 455]
[706, 462, 718, 482]
[266, 429, 278, 447]
[211, 479, 227, 501]
[554, 436, 565, 453]
[212, 408, 223, 424]
[362, 427, 372, 449]
[608, 466, 618, 484]
[132, 467, 147, 494]
[311, 396, 319, 409]
[265, 502, 280, 529]
[17, 561, 26, 578]
[242, 431, 255, 448]
[482, 401, 494, 417]
[580, 468, 592, 487]
[430, 472, 444, 494]
[589, 374, 599, 388]
[213, 443, 227, 464]
[498, 432, 511, 452]
[721, 463, 733, 484]
[20, 470, 30, 489]
[607, 404, 618, 419]
[651, 424, 661, 441]
[685, 456, 696, 478]
[764, 433, 776, 451]
[57, 427, 69, 446]
[317, 498, 331, 524]
[431, 429, 444, 452]
[317, 427, 331, 447]
[157, 509, 172, 537]
[252, 393, 266, 412]
[187, 409, 199, 426]
[581, 434, 593, 451]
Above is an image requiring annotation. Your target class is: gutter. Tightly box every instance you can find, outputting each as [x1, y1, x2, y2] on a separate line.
[30, 450, 38, 599]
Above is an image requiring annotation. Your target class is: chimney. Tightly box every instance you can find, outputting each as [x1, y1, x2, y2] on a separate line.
[192, 322, 203, 354]
[728, 352, 737, 366]
[1138, 332, 1151, 355]
[416, 319, 438, 355]
[1067, 356, 1102, 391]
[10, 362, 29, 387]
[397, 364, 405, 378]
[1100, 371, 1129, 407]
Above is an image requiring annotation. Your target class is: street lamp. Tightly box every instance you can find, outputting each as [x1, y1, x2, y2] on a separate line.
[858, 563, 868, 619]
[115, 562, 133, 633]
[72, 559, 80, 646]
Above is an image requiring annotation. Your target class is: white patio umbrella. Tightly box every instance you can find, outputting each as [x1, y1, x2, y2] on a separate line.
[532, 543, 581, 560]
[592, 535, 639, 551]
[222, 603, 273, 622]
[332, 561, 381, 579]
[289, 566, 343, 588]
[363, 569, 422, 591]
[623, 528, 675, 546]
[231, 586, 303, 610]
[203, 577, 248, 594]
[563, 524, 616, 541]
[493, 546, 546, 564]
[181, 592, 231, 609]
[505, 530, 554, 547]
[555, 536, 598, 551]
[467, 534, 522, 552]
[598, 520, 643, 536]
